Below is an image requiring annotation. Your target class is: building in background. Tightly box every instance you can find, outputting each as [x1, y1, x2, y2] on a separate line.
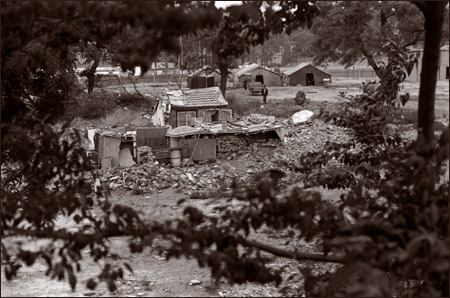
[283, 63, 331, 86]
[235, 64, 282, 87]
[407, 45, 449, 82]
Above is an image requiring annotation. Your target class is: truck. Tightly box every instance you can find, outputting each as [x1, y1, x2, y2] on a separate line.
[248, 82, 264, 95]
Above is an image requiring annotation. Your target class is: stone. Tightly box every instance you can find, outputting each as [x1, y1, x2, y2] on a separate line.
[84, 292, 96, 296]
[294, 90, 310, 105]
[189, 280, 202, 285]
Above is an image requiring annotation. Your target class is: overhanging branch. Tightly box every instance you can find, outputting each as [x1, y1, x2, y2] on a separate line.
[236, 237, 346, 263]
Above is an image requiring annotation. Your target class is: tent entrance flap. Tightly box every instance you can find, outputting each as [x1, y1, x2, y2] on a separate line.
[306, 73, 315, 86]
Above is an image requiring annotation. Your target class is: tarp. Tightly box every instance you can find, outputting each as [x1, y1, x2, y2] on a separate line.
[291, 110, 314, 124]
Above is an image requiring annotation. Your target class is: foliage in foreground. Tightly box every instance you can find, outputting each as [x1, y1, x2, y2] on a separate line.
[1, 1, 448, 297]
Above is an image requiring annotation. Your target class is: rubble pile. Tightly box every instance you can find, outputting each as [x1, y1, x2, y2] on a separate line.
[137, 146, 155, 163]
[79, 117, 353, 194]
[96, 161, 248, 193]
[217, 135, 282, 160]
[243, 119, 353, 170]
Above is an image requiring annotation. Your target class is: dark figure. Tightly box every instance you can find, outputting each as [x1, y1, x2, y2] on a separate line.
[262, 85, 268, 104]
[243, 79, 247, 90]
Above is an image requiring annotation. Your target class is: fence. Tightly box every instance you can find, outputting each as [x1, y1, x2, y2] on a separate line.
[327, 69, 377, 79]
[95, 74, 187, 87]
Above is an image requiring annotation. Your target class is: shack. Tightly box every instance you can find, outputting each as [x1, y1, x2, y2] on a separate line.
[187, 68, 222, 88]
[151, 86, 231, 128]
[283, 63, 331, 86]
[187, 75, 215, 89]
[235, 63, 282, 87]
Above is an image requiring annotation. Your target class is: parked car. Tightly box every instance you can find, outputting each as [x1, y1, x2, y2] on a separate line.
[248, 82, 264, 95]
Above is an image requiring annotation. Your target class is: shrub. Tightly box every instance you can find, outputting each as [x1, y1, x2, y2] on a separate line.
[226, 95, 261, 116]
[64, 92, 117, 120]
[115, 93, 155, 110]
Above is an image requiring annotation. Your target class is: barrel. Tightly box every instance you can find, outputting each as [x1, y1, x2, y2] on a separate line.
[170, 149, 181, 167]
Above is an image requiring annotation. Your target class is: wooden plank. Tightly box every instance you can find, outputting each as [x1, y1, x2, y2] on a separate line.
[188, 138, 216, 161]
[136, 127, 168, 149]
[98, 135, 121, 167]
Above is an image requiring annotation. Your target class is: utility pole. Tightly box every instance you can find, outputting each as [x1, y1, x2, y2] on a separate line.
[180, 36, 183, 69]
[179, 36, 183, 87]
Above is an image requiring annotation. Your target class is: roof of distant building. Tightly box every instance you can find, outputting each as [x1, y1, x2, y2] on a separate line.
[165, 86, 228, 108]
[235, 63, 261, 77]
[283, 62, 330, 76]
[188, 67, 221, 77]
[235, 63, 282, 77]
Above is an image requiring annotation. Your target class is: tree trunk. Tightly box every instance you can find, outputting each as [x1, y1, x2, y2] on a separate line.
[86, 54, 100, 94]
[219, 65, 228, 96]
[415, 1, 445, 141]
[360, 46, 384, 79]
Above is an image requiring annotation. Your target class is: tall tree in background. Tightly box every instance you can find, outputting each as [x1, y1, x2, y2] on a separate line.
[207, 1, 319, 95]
[311, 1, 426, 77]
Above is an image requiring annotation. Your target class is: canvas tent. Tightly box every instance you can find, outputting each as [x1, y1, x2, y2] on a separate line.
[283, 63, 331, 86]
[235, 64, 282, 87]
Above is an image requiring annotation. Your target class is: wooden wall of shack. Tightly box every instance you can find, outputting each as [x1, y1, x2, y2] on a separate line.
[169, 106, 231, 128]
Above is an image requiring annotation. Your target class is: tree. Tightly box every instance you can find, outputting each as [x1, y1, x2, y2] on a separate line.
[2, 1, 448, 296]
[1, 0, 221, 290]
[179, 1, 319, 95]
[246, 33, 288, 67]
[311, 1, 425, 78]
[282, 28, 316, 65]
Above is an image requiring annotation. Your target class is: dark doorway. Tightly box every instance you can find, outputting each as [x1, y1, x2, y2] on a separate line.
[255, 75, 264, 84]
[306, 73, 315, 86]
[446, 66, 449, 80]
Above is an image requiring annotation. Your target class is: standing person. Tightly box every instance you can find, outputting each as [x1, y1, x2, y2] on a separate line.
[262, 85, 268, 104]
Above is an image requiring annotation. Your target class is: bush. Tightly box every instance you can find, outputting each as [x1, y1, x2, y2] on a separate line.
[64, 92, 117, 120]
[115, 93, 156, 110]
[226, 95, 261, 116]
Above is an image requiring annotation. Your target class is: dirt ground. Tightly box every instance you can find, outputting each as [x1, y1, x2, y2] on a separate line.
[2, 79, 448, 297]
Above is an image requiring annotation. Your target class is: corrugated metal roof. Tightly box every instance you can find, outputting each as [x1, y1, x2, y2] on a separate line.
[166, 86, 228, 108]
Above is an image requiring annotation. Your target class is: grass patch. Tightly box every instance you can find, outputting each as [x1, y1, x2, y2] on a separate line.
[226, 95, 323, 119]
[115, 93, 156, 110]
[392, 108, 418, 126]
[101, 108, 145, 127]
